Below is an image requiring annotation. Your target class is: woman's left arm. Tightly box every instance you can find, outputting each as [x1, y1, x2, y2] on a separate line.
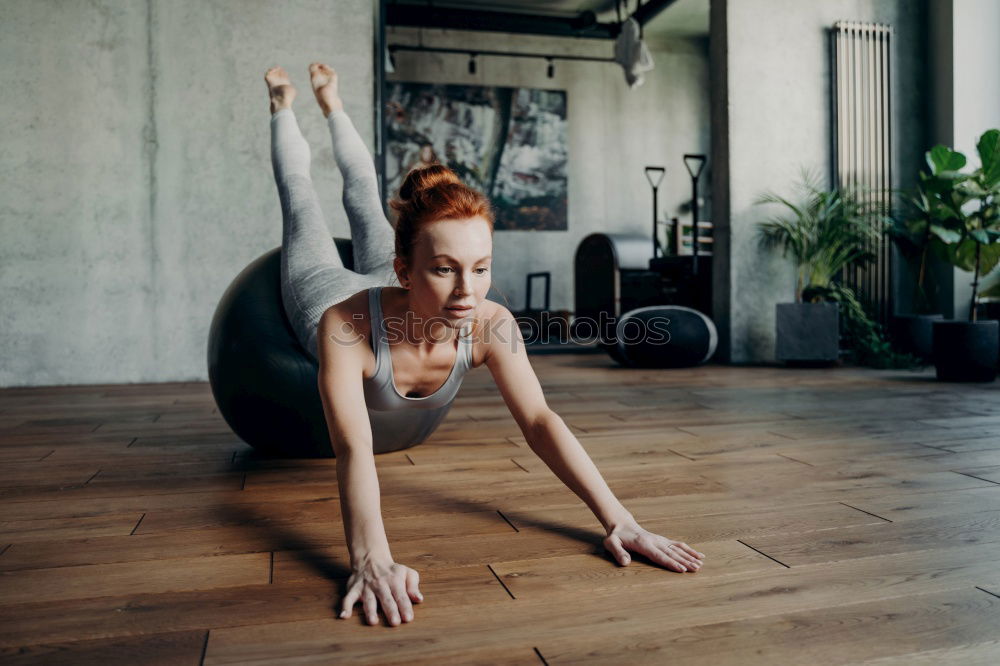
[481, 306, 705, 572]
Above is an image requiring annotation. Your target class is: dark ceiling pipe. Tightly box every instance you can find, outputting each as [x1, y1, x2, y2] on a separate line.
[385, 0, 679, 39]
[632, 0, 678, 27]
[386, 5, 613, 38]
[388, 44, 615, 64]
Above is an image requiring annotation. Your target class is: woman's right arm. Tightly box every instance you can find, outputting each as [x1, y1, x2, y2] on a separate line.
[316, 306, 423, 626]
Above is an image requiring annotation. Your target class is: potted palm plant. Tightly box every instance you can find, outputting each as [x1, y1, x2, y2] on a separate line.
[756, 171, 889, 365]
[921, 132, 1000, 382]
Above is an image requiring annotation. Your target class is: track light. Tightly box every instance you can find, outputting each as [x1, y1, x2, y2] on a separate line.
[546, 57, 554, 78]
[468, 53, 476, 74]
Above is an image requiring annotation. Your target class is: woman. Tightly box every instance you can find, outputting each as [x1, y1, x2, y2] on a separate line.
[266, 63, 706, 628]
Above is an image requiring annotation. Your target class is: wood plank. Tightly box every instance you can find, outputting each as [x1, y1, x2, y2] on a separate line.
[0, 630, 207, 666]
[741, 508, 1000, 566]
[0, 513, 142, 543]
[952, 464, 1000, 484]
[0, 569, 508, 649]
[499, 501, 887, 547]
[0, 446, 55, 463]
[0, 552, 269, 605]
[0, 470, 244, 502]
[0, 511, 514, 573]
[538, 587, 1000, 665]
[489, 540, 781, 598]
[840, 486, 1000, 521]
[858, 639, 1000, 665]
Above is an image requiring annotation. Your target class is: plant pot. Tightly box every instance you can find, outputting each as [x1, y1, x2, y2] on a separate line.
[932, 320, 999, 382]
[890, 313, 944, 361]
[775, 302, 839, 365]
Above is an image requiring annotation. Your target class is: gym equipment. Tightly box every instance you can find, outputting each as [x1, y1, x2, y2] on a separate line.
[207, 238, 381, 458]
[525, 271, 551, 312]
[573, 233, 658, 335]
[515, 271, 556, 341]
[648, 154, 713, 317]
[682, 154, 707, 274]
[644, 166, 667, 259]
[673, 217, 714, 258]
[573, 155, 718, 368]
[615, 305, 717, 368]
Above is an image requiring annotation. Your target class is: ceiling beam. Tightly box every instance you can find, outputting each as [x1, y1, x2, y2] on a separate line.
[385, 0, 680, 39]
[632, 0, 679, 27]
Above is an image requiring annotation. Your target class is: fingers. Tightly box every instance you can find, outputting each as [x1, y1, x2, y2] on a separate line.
[605, 534, 632, 566]
[340, 567, 424, 626]
[339, 584, 360, 618]
[406, 568, 424, 604]
[665, 544, 701, 571]
[363, 587, 378, 625]
[392, 580, 415, 624]
[675, 541, 706, 560]
[375, 586, 401, 627]
[651, 548, 690, 572]
[375, 583, 402, 627]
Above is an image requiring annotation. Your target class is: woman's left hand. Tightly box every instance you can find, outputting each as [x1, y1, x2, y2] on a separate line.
[603, 521, 705, 572]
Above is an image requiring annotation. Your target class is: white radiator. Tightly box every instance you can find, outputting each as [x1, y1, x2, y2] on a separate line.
[832, 21, 894, 324]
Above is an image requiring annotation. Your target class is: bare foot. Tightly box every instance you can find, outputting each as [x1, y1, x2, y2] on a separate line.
[264, 66, 296, 114]
[309, 62, 344, 117]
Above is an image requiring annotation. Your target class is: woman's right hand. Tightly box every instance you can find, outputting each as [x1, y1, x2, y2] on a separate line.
[338, 557, 424, 626]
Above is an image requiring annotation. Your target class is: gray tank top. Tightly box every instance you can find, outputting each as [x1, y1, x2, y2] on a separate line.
[362, 286, 474, 452]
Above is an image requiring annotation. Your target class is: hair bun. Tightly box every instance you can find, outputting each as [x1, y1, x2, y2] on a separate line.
[388, 162, 494, 264]
[397, 164, 461, 202]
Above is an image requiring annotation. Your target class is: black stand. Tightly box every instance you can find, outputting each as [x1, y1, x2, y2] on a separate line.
[682, 154, 707, 275]
[644, 155, 712, 317]
[644, 166, 666, 259]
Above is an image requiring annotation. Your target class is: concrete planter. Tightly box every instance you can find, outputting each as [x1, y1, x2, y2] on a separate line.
[890, 314, 945, 361]
[775, 302, 839, 364]
[932, 320, 998, 382]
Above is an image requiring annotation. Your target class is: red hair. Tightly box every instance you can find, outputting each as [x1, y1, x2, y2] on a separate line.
[389, 164, 495, 263]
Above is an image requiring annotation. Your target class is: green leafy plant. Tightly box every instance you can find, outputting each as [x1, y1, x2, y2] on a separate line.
[980, 281, 1000, 299]
[890, 187, 945, 314]
[802, 283, 920, 369]
[756, 170, 887, 302]
[919, 130, 1000, 321]
[756, 170, 919, 368]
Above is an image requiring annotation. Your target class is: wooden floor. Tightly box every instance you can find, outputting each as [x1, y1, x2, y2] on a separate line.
[2, 354, 1000, 664]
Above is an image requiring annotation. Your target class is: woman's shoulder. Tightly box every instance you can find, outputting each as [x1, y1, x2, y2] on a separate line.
[468, 298, 520, 367]
[477, 298, 513, 324]
[317, 289, 378, 366]
[321, 289, 375, 327]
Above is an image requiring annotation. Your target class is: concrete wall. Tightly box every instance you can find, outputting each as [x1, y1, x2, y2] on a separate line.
[0, 0, 374, 386]
[929, 0, 1000, 318]
[385, 26, 711, 314]
[712, 0, 930, 363]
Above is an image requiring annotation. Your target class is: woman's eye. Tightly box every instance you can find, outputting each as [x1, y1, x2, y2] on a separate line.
[434, 266, 488, 275]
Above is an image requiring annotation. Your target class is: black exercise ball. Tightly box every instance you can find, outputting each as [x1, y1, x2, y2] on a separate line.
[207, 239, 355, 458]
[612, 305, 717, 368]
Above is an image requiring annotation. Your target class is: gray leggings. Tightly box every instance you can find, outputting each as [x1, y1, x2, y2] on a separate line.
[270, 108, 396, 360]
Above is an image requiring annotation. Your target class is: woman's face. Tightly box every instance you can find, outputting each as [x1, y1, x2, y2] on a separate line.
[395, 216, 493, 335]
